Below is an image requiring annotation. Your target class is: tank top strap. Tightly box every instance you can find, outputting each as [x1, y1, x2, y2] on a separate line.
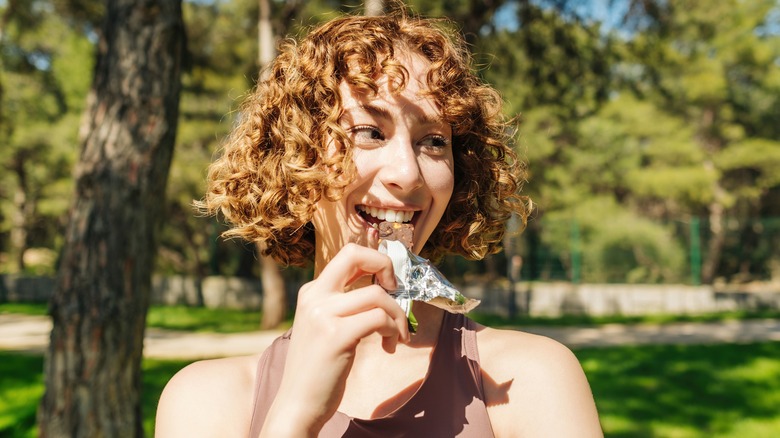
[459, 314, 486, 398]
[247, 331, 291, 438]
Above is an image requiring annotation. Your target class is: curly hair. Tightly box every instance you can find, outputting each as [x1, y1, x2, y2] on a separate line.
[201, 10, 531, 267]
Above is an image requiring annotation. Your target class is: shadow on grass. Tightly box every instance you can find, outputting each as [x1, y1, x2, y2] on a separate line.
[577, 342, 780, 437]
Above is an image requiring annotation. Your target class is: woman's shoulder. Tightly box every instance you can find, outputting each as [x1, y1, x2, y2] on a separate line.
[475, 324, 603, 437]
[154, 353, 263, 437]
[475, 322, 578, 367]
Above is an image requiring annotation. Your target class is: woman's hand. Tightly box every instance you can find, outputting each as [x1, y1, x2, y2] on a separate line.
[260, 243, 410, 437]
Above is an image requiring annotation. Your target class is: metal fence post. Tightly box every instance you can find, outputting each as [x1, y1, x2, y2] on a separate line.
[571, 219, 581, 284]
[690, 217, 701, 286]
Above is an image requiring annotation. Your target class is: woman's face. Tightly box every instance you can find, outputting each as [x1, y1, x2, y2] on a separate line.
[312, 51, 455, 275]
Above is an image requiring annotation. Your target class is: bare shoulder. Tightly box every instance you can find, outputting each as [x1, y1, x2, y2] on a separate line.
[155, 354, 262, 437]
[476, 325, 603, 438]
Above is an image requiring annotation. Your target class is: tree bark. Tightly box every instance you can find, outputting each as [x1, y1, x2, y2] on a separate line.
[255, 0, 292, 330]
[9, 163, 29, 271]
[702, 190, 726, 284]
[258, 241, 287, 330]
[258, 0, 274, 69]
[364, 0, 384, 16]
[699, 107, 727, 285]
[37, 0, 183, 436]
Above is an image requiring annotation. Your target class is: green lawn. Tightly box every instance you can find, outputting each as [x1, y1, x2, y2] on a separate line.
[0, 303, 290, 333]
[3, 302, 778, 333]
[578, 342, 780, 437]
[0, 352, 190, 437]
[2, 342, 779, 437]
[470, 308, 780, 328]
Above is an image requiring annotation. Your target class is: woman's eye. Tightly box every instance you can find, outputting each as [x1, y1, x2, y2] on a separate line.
[419, 135, 451, 153]
[350, 126, 385, 144]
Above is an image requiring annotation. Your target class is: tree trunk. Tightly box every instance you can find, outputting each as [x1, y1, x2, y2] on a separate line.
[258, 0, 274, 69]
[702, 196, 726, 284]
[699, 107, 727, 285]
[9, 177, 28, 272]
[37, 0, 183, 436]
[258, 241, 287, 329]
[364, 0, 384, 16]
[255, 0, 290, 330]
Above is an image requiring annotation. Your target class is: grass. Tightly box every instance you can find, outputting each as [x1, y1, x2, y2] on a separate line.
[0, 303, 291, 333]
[0, 352, 190, 437]
[0, 354, 41, 438]
[0, 303, 49, 317]
[2, 342, 779, 437]
[577, 342, 780, 437]
[3, 302, 777, 333]
[470, 308, 780, 328]
[144, 305, 286, 333]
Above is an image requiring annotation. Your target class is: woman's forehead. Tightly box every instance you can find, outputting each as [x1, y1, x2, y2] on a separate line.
[339, 51, 433, 98]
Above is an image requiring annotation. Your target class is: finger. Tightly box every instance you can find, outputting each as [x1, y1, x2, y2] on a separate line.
[317, 244, 397, 291]
[338, 285, 410, 342]
[341, 307, 401, 353]
[329, 285, 404, 317]
[327, 286, 410, 341]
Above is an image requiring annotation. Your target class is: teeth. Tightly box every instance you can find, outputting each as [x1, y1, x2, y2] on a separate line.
[358, 206, 414, 223]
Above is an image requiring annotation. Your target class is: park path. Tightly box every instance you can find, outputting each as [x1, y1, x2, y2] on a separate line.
[1, 313, 779, 360]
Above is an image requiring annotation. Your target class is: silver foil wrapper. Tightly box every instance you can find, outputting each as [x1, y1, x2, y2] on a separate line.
[379, 240, 480, 314]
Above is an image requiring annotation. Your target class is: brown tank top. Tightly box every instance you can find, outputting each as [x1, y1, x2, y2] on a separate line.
[247, 312, 495, 437]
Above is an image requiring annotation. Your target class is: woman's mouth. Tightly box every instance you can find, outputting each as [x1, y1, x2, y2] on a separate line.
[356, 205, 415, 227]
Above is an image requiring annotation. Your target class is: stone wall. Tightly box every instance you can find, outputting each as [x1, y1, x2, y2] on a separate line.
[2, 274, 779, 316]
[469, 282, 780, 317]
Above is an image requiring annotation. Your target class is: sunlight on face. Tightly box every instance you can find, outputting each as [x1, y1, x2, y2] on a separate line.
[312, 50, 454, 276]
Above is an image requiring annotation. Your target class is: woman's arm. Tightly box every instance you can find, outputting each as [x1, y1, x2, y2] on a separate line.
[155, 356, 258, 437]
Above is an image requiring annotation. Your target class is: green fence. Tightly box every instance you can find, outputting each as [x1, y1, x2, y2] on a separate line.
[511, 216, 780, 285]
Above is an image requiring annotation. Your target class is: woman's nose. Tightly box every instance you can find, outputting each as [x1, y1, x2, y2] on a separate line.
[379, 139, 423, 193]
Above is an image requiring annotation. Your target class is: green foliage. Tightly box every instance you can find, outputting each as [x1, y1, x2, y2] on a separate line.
[0, 1, 93, 273]
[1, 0, 779, 283]
[541, 198, 686, 283]
[504, 0, 780, 283]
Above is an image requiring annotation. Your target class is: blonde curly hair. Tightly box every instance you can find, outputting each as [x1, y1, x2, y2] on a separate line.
[201, 10, 530, 267]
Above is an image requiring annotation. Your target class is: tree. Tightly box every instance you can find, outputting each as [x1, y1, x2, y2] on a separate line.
[38, 0, 184, 436]
[410, 0, 508, 46]
[0, 0, 93, 274]
[364, 0, 385, 16]
[256, 0, 294, 329]
[623, 0, 780, 282]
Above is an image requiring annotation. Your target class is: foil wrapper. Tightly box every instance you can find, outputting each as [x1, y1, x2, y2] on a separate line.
[379, 240, 480, 316]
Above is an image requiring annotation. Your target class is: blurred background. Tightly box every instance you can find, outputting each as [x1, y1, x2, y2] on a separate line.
[1, 1, 780, 436]
[2, 0, 779, 288]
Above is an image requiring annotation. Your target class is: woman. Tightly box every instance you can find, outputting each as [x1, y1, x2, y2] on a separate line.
[156, 9, 602, 438]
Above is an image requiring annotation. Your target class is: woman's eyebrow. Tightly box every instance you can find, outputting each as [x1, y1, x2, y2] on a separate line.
[343, 104, 391, 121]
[344, 103, 446, 128]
